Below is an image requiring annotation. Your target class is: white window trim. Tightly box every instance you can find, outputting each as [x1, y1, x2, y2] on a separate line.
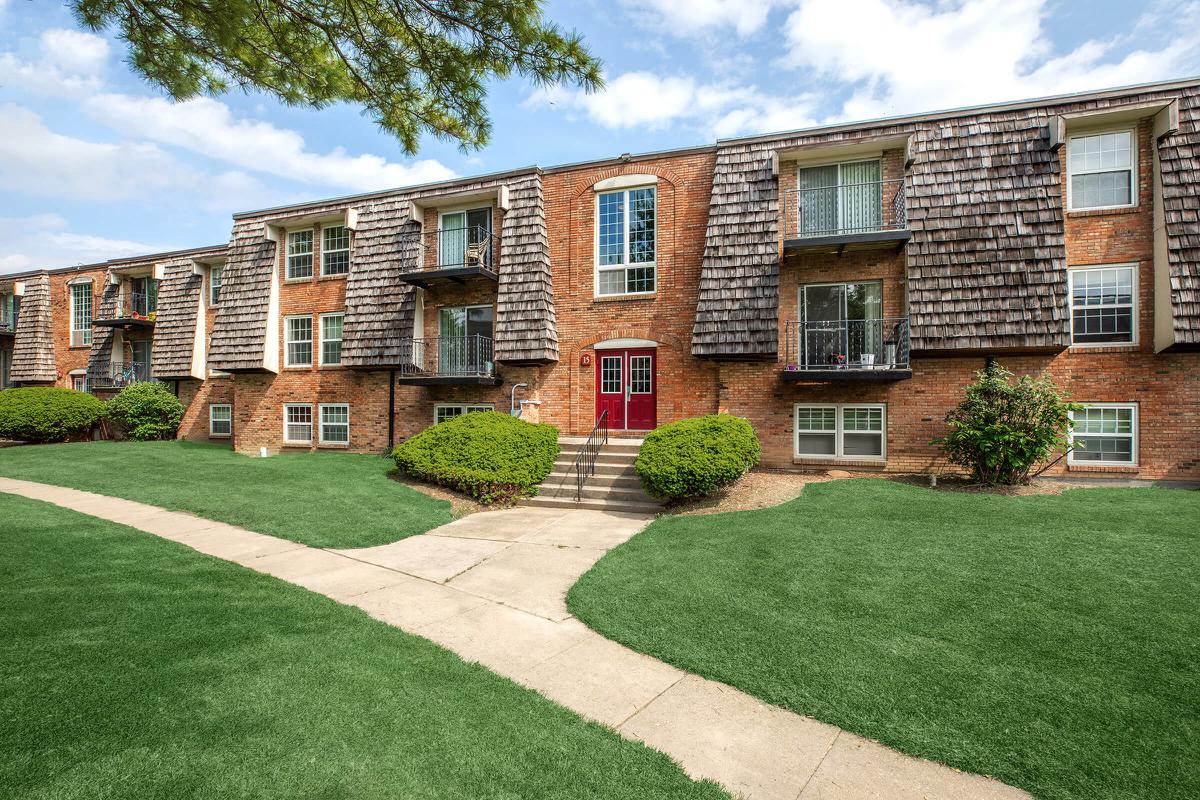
[433, 403, 495, 423]
[1066, 127, 1138, 212]
[1068, 263, 1138, 348]
[320, 224, 351, 276]
[318, 403, 350, 445]
[283, 403, 314, 444]
[319, 312, 344, 366]
[1068, 403, 1139, 467]
[209, 265, 223, 306]
[209, 403, 232, 438]
[793, 403, 887, 461]
[285, 228, 315, 280]
[69, 282, 93, 347]
[594, 184, 657, 298]
[284, 314, 313, 367]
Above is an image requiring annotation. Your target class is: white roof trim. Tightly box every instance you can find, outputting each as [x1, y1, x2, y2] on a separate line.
[593, 174, 658, 192]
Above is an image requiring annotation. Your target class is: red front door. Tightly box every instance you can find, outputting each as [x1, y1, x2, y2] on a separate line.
[595, 348, 656, 431]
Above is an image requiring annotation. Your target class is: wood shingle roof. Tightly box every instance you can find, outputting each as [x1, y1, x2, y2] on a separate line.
[10, 273, 56, 383]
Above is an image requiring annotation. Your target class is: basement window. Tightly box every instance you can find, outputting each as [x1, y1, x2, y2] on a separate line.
[1069, 404, 1137, 466]
[434, 403, 494, 424]
[209, 404, 232, 437]
[795, 404, 886, 460]
[283, 404, 313, 444]
[319, 404, 350, 445]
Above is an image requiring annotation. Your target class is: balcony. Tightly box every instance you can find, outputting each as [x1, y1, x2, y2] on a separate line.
[398, 226, 499, 289]
[782, 318, 912, 381]
[90, 361, 155, 390]
[0, 314, 15, 338]
[394, 335, 502, 385]
[93, 292, 156, 328]
[783, 179, 910, 256]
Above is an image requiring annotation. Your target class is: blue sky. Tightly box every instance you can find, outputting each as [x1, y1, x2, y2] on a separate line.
[1, 0, 1197, 274]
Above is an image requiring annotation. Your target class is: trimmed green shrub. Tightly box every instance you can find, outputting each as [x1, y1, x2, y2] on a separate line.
[635, 414, 761, 501]
[392, 411, 558, 504]
[0, 386, 105, 443]
[106, 382, 184, 442]
[933, 362, 1080, 485]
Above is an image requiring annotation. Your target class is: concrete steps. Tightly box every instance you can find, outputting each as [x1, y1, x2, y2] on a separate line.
[521, 437, 663, 515]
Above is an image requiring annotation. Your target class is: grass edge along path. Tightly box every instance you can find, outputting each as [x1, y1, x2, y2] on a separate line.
[0, 439, 450, 548]
[568, 479, 1200, 800]
[0, 492, 729, 800]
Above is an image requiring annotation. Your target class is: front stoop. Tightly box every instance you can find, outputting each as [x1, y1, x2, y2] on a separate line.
[521, 438, 663, 514]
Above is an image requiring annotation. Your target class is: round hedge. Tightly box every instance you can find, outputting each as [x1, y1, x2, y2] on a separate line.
[0, 386, 105, 443]
[105, 382, 184, 441]
[635, 414, 761, 501]
[392, 411, 559, 504]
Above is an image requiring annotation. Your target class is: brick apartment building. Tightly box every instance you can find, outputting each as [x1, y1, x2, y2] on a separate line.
[2, 79, 1198, 480]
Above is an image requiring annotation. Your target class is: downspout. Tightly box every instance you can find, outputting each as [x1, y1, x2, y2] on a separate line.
[387, 370, 396, 450]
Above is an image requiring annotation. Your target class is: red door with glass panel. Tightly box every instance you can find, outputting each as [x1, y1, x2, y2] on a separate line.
[595, 348, 656, 430]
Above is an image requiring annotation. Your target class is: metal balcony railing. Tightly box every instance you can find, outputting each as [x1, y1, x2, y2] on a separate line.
[784, 179, 907, 238]
[396, 335, 495, 378]
[0, 312, 16, 333]
[784, 317, 910, 371]
[104, 291, 156, 321]
[415, 225, 497, 270]
[91, 361, 154, 390]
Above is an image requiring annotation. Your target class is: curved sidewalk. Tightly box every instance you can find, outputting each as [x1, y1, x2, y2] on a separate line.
[0, 477, 1028, 800]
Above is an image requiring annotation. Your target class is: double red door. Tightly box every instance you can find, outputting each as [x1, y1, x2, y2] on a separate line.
[595, 348, 656, 431]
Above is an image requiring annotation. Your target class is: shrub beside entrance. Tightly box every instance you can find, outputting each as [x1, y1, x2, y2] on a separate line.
[0, 387, 105, 443]
[106, 382, 184, 441]
[392, 411, 558, 504]
[635, 414, 761, 501]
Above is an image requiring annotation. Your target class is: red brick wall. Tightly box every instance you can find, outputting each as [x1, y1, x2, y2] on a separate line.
[47, 268, 107, 387]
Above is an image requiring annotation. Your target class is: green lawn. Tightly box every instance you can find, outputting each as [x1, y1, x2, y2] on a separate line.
[568, 479, 1200, 800]
[0, 493, 728, 800]
[0, 440, 449, 548]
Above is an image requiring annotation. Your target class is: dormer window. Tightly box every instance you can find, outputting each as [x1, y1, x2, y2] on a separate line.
[1068, 129, 1135, 210]
[287, 230, 314, 279]
[596, 185, 656, 296]
[321, 225, 350, 276]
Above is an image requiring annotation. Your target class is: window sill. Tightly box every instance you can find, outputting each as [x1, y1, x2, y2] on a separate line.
[317, 364, 345, 370]
[593, 293, 657, 303]
[317, 442, 350, 449]
[1066, 462, 1139, 474]
[284, 276, 314, 284]
[1068, 343, 1139, 354]
[793, 457, 887, 469]
[208, 433, 231, 440]
[283, 365, 313, 371]
[282, 441, 312, 448]
[1066, 205, 1141, 219]
[318, 273, 349, 282]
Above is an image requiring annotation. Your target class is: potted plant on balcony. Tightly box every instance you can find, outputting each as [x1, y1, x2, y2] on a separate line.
[833, 353, 846, 369]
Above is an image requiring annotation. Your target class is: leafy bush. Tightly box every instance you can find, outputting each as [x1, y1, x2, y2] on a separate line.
[934, 362, 1079, 485]
[635, 414, 761, 501]
[392, 411, 558, 504]
[0, 386, 105, 443]
[105, 382, 184, 442]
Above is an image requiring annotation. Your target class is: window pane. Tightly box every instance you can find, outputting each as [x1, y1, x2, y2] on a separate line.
[797, 433, 837, 456]
[1071, 267, 1135, 344]
[628, 187, 655, 264]
[600, 357, 622, 393]
[843, 433, 883, 457]
[629, 356, 652, 393]
[1073, 435, 1133, 462]
[285, 405, 312, 442]
[321, 405, 349, 443]
[626, 266, 655, 293]
[842, 407, 883, 432]
[598, 192, 625, 266]
[436, 406, 463, 424]
[598, 269, 625, 296]
[210, 405, 231, 435]
[286, 317, 312, 365]
[322, 315, 343, 365]
[287, 230, 314, 278]
[796, 407, 836, 431]
[210, 266, 223, 304]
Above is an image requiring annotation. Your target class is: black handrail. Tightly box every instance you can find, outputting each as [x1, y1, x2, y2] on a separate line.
[572, 410, 609, 501]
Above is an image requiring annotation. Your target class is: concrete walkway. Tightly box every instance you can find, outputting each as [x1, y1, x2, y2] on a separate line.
[1, 477, 1028, 800]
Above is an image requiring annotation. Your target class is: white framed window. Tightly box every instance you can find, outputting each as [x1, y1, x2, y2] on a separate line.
[286, 229, 314, 279]
[209, 404, 232, 437]
[70, 370, 89, 393]
[209, 265, 223, 306]
[284, 315, 313, 367]
[319, 403, 350, 444]
[1069, 404, 1138, 466]
[1069, 264, 1136, 345]
[283, 404, 313, 444]
[70, 282, 92, 346]
[320, 312, 344, 365]
[321, 225, 350, 276]
[596, 185, 656, 296]
[1067, 129, 1136, 210]
[794, 404, 886, 460]
[434, 403, 494, 424]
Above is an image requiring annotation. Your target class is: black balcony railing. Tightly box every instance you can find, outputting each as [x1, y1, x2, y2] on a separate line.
[784, 317, 910, 372]
[420, 225, 497, 270]
[0, 313, 15, 333]
[784, 179, 907, 238]
[91, 361, 154, 390]
[100, 291, 156, 322]
[397, 335, 495, 378]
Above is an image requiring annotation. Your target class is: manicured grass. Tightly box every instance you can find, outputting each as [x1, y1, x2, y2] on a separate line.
[0, 493, 728, 800]
[0, 440, 450, 548]
[568, 479, 1200, 800]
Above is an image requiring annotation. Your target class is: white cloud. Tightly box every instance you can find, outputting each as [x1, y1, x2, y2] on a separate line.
[783, 0, 1200, 120]
[620, 0, 787, 37]
[528, 72, 818, 137]
[0, 28, 108, 97]
[0, 214, 166, 274]
[84, 93, 456, 192]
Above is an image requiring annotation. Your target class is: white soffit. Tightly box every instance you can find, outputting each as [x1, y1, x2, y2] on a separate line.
[593, 338, 658, 349]
[593, 174, 658, 191]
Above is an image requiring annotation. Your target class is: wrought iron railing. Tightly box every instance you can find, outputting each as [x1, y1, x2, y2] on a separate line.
[104, 291, 156, 320]
[0, 314, 15, 333]
[570, 409, 609, 501]
[415, 225, 497, 270]
[396, 335, 495, 378]
[784, 179, 907, 238]
[91, 361, 154, 390]
[784, 317, 910, 371]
